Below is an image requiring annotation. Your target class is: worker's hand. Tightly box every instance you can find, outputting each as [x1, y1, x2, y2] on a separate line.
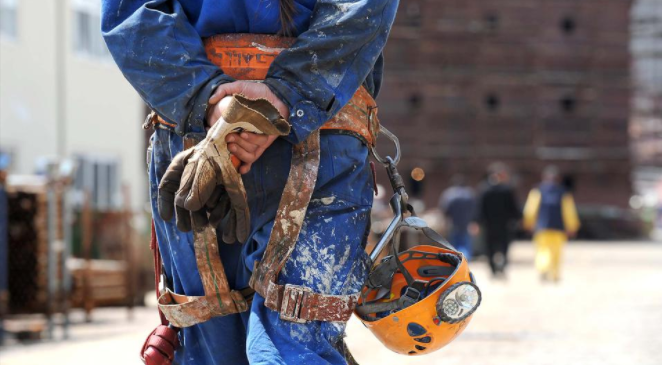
[207, 81, 289, 127]
[206, 83, 288, 174]
[162, 94, 289, 240]
[226, 132, 278, 175]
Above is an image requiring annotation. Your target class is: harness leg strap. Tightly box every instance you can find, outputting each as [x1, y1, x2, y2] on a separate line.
[157, 225, 249, 328]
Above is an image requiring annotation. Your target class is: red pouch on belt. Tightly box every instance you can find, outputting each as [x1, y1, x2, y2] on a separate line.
[140, 222, 180, 365]
[140, 325, 179, 365]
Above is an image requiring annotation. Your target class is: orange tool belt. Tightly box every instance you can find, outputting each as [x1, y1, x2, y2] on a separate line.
[149, 34, 381, 328]
[146, 33, 379, 149]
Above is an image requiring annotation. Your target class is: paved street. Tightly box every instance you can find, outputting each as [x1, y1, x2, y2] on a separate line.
[1, 241, 661, 365]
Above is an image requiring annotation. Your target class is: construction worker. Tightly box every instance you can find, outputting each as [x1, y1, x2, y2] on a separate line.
[523, 166, 580, 282]
[102, 1, 398, 364]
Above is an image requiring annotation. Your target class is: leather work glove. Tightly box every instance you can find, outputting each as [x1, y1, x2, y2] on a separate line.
[158, 94, 290, 243]
[158, 151, 231, 233]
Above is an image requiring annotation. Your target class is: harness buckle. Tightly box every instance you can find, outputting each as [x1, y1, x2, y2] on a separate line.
[280, 284, 312, 323]
[398, 286, 422, 309]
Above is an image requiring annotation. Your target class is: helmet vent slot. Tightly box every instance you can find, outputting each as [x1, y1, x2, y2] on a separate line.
[415, 345, 427, 351]
[418, 265, 455, 277]
[414, 336, 432, 343]
[406, 322, 427, 337]
[437, 253, 461, 266]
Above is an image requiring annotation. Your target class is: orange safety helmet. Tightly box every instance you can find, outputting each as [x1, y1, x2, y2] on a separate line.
[355, 214, 482, 356]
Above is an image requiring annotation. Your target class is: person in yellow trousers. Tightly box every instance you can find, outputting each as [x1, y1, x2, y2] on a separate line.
[523, 166, 580, 282]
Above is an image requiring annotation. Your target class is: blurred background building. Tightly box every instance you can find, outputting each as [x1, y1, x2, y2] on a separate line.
[1, 0, 149, 342]
[378, 0, 634, 210]
[0, 0, 146, 212]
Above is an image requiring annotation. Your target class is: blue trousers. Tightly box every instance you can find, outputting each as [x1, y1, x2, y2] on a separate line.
[449, 229, 472, 261]
[149, 128, 373, 365]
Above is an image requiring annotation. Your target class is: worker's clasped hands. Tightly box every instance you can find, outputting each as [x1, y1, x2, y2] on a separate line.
[207, 81, 290, 175]
[158, 81, 291, 239]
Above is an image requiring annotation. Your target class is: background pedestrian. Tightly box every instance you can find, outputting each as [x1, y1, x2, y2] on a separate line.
[475, 162, 522, 278]
[523, 165, 580, 282]
[440, 174, 476, 260]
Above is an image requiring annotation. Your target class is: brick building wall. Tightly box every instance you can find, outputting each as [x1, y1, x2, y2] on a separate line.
[376, 0, 633, 208]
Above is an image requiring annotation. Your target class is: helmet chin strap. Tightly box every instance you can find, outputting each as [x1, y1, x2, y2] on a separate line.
[357, 218, 464, 320]
[358, 133, 468, 319]
[358, 124, 470, 321]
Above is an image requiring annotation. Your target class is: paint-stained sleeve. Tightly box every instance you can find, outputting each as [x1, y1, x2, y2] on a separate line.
[264, 0, 400, 144]
[101, 0, 234, 133]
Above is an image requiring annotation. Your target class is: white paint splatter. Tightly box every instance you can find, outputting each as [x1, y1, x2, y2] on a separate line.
[289, 323, 314, 342]
[250, 42, 286, 53]
[289, 209, 305, 225]
[320, 196, 336, 205]
[279, 218, 290, 233]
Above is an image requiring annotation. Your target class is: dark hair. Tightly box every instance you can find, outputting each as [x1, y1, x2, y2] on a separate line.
[279, 0, 297, 36]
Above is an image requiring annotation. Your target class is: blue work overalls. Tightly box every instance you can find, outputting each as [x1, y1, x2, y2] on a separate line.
[102, 1, 399, 363]
[149, 126, 373, 364]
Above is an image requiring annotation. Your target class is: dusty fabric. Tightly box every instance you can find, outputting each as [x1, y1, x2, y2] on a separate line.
[101, 0, 397, 140]
[249, 130, 362, 323]
[149, 127, 373, 365]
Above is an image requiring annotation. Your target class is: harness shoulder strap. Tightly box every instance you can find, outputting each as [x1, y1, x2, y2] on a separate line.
[249, 130, 362, 323]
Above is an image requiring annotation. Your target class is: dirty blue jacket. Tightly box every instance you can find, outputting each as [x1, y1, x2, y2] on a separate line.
[101, 0, 398, 143]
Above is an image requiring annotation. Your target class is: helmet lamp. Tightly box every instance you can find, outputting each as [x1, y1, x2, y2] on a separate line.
[437, 282, 481, 323]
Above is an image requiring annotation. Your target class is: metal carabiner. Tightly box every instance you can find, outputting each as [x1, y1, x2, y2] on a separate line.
[369, 193, 404, 262]
[370, 125, 401, 166]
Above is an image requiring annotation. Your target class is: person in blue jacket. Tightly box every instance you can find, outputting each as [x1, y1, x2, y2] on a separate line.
[523, 166, 580, 282]
[101, 1, 398, 364]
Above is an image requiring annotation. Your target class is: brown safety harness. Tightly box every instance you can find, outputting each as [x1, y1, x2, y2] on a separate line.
[148, 34, 379, 329]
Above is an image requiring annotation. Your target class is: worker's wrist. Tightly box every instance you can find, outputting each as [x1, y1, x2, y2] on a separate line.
[192, 74, 235, 130]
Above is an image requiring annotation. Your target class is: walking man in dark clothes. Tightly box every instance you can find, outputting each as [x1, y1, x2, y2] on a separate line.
[475, 162, 522, 278]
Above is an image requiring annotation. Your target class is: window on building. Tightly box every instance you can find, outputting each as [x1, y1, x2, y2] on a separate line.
[408, 93, 423, 112]
[560, 17, 576, 35]
[560, 96, 577, 113]
[484, 14, 499, 32]
[0, 0, 17, 39]
[484, 94, 500, 111]
[73, 155, 122, 211]
[73, 0, 110, 58]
